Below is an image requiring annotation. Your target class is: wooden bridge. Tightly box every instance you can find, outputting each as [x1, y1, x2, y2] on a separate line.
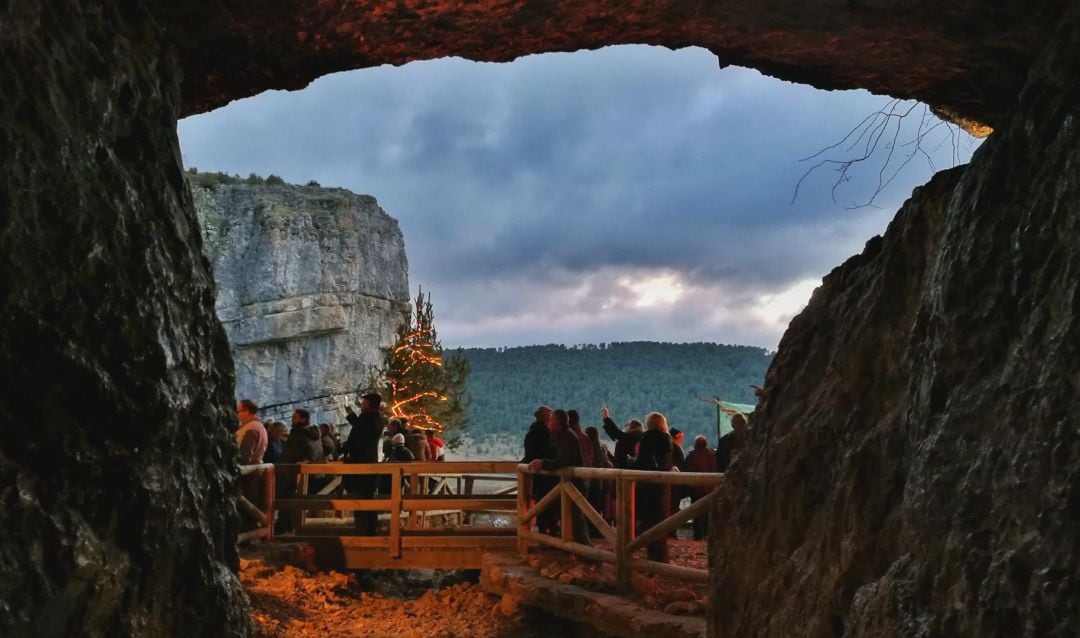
[238, 460, 724, 592]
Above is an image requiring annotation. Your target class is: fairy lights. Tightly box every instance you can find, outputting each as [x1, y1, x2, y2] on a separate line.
[370, 288, 469, 434]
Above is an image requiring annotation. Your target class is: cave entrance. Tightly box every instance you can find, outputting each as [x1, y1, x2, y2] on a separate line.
[178, 44, 980, 437]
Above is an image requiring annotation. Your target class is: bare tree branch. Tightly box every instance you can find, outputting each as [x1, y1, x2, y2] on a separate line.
[791, 100, 976, 208]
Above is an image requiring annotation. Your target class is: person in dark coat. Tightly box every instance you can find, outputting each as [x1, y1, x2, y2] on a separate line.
[527, 409, 591, 546]
[262, 422, 288, 464]
[716, 412, 749, 472]
[281, 409, 325, 464]
[275, 409, 325, 534]
[600, 404, 644, 468]
[389, 417, 430, 462]
[319, 423, 338, 460]
[344, 393, 385, 535]
[629, 411, 674, 562]
[567, 409, 592, 490]
[685, 435, 719, 540]
[380, 432, 414, 494]
[670, 428, 687, 472]
[522, 406, 556, 535]
[585, 426, 613, 524]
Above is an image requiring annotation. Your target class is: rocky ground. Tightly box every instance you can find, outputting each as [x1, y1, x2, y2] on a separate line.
[521, 540, 710, 616]
[241, 557, 559, 638]
[240, 537, 709, 637]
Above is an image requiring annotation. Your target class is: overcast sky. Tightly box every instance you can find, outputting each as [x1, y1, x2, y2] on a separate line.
[178, 45, 979, 350]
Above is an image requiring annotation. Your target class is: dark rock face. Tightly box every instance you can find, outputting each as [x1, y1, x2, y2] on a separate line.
[711, 14, 1080, 638]
[161, 0, 1069, 128]
[0, 3, 248, 636]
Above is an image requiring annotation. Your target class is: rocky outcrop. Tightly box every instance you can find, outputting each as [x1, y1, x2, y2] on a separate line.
[192, 181, 409, 422]
[711, 13, 1080, 638]
[161, 1, 1071, 129]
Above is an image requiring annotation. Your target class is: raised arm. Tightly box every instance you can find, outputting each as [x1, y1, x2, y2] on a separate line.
[601, 404, 623, 441]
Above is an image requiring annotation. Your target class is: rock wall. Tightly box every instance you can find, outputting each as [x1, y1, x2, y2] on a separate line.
[710, 12, 1080, 638]
[163, 1, 1069, 129]
[0, 3, 249, 636]
[192, 181, 409, 422]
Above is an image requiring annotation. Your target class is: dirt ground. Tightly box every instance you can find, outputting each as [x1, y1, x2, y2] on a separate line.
[241, 557, 568, 638]
[522, 539, 710, 615]
[240, 538, 708, 637]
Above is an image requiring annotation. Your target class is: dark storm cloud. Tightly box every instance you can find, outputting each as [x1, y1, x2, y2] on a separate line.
[179, 45, 979, 347]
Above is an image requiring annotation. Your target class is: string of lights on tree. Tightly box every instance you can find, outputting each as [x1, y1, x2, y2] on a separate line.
[373, 288, 471, 436]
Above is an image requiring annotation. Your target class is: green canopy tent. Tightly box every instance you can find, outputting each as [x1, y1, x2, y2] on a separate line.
[697, 397, 755, 441]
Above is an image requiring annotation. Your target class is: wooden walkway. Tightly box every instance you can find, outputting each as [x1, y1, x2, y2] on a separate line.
[240, 460, 724, 591]
[263, 461, 518, 569]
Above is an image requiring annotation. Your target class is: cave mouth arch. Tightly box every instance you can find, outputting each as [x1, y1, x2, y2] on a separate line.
[3, 2, 1075, 636]
[179, 44, 980, 357]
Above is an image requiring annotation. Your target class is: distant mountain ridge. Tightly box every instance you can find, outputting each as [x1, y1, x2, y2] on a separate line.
[457, 341, 771, 445]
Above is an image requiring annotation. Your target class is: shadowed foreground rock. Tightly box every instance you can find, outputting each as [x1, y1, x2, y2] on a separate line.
[2, 0, 1078, 636]
[0, 3, 249, 636]
[712, 13, 1080, 638]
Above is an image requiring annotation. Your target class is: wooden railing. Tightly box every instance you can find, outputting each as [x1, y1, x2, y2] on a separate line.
[515, 464, 724, 592]
[237, 460, 723, 585]
[270, 461, 520, 568]
[237, 463, 276, 543]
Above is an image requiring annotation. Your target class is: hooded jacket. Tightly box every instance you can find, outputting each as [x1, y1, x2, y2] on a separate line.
[280, 425, 325, 464]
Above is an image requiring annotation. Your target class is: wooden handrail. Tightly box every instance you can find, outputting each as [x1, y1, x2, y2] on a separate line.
[240, 462, 276, 475]
[237, 463, 276, 544]
[279, 461, 519, 475]
[516, 463, 723, 593]
[519, 463, 726, 485]
[239, 459, 721, 594]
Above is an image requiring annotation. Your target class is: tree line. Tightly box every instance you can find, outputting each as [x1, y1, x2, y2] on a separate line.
[456, 342, 772, 445]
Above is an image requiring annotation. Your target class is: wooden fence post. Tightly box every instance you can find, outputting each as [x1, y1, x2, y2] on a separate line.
[560, 475, 573, 543]
[517, 468, 530, 556]
[390, 468, 402, 558]
[298, 473, 310, 530]
[407, 470, 421, 529]
[616, 478, 634, 593]
[263, 466, 276, 540]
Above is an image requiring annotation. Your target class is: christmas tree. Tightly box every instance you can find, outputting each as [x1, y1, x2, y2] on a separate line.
[372, 288, 471, 437]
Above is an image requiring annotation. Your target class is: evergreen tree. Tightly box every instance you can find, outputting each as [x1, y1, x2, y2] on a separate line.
[371, 288, 471, 438]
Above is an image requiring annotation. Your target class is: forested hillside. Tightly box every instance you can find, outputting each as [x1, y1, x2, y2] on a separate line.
[457, 342, 771, 445]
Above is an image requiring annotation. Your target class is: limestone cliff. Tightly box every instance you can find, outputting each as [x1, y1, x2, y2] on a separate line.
[192, 179, 409, 422]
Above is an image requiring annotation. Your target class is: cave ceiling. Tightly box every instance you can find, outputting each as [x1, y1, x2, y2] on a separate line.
[160, 0, 1068, 129]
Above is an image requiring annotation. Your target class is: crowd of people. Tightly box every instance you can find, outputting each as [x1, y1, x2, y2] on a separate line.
[235, 393, 752, 557]
[522, 404, 749, 563]
[234, 394, 446, 534]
